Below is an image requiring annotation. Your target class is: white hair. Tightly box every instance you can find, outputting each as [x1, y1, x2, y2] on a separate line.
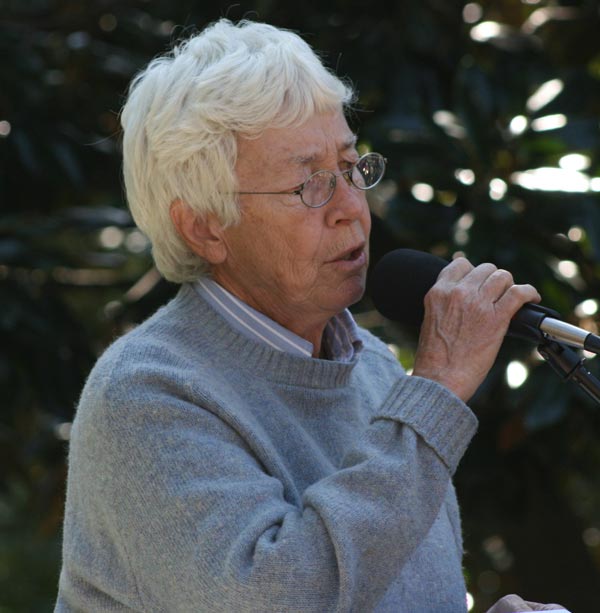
[120, 19, 355, 283]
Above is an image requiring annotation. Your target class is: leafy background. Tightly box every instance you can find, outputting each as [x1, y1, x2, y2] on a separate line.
[2, 0, 600, 611]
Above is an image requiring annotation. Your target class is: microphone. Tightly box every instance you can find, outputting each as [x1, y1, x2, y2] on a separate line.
[370, 248, 600, 354]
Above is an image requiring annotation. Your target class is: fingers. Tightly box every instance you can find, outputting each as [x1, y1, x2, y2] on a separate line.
[486, 594, 532, 613]
[480, 268, 514, 300]
[438, 258, 507, 297]
[435, 256, 473, 283]
[437, 257, 541, 310]
[487, 594, 570, 613]
[495, 282, 541, 315]
[413, 253, 540, 401]
[415, 255, 542, 400]
[524, 602, 570, 612]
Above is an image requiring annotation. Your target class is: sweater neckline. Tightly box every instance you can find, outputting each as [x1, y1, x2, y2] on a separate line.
[174, 284, 360, 389]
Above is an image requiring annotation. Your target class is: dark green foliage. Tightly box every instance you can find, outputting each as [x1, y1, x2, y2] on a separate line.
[1, 1, 600, 610]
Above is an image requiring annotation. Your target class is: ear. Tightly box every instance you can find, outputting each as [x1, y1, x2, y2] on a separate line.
[169, 199, 228, 265]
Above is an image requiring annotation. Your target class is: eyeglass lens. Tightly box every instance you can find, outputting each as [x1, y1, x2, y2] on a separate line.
[352, 153, 385, 189]
[302, 173, 336, 207]
[302, 153, 385, 207]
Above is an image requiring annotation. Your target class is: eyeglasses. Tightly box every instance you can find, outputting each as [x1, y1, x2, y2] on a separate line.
[237, 152, 387, 209]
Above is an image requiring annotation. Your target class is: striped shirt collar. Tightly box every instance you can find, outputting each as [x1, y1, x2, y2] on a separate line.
[194, 277, 362, 362]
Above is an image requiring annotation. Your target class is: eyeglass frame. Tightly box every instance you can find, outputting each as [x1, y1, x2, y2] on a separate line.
[236, 152, 387, 209]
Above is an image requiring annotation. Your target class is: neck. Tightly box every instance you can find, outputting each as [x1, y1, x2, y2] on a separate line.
[299, 326, 326, 358]
[210, 273, 330, 358]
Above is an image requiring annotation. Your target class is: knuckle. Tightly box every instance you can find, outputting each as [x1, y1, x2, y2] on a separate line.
[524, 283, 539, 294]
[424, 284, 445, 305]
[511, 283, 533, 296]
[493, 268, 514, 284]
[449, 284, 470, 303]
[477, 262, 497, 274]
[449, 256, 473, 273]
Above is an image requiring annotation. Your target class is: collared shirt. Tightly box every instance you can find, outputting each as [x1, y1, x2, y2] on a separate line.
[194, 278, 363, 362]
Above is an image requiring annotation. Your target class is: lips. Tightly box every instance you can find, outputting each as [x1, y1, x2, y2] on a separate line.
[332, 243, 366, 262]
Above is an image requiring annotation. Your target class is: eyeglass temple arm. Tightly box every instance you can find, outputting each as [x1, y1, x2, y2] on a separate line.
[237, 188, 303, 196]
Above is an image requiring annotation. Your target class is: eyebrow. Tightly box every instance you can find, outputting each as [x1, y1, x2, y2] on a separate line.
[288, 134, 359, 165]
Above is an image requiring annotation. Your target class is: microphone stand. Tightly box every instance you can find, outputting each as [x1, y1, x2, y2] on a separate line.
[506, 303, 600, 404]
[537, 339, 600, 405]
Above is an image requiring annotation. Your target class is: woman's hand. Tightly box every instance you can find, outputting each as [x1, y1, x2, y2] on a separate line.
[412, 257, 541, 402]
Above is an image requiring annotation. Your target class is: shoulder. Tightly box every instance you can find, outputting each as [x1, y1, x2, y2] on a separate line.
[74, 285, 224, 433]
[92, 285, 203, 383]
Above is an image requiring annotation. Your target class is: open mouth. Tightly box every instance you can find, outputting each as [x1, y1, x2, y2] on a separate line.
[343, 247, 364, 261]
[331, 244, 365, 264]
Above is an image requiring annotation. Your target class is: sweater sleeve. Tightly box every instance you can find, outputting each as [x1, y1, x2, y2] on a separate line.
[57, 360, 476, 613]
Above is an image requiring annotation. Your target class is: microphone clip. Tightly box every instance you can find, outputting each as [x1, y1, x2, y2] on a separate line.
[507, 304, 561, 344]
[537, 339, 600, 405]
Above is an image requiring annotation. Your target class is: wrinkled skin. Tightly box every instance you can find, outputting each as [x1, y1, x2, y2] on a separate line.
[486, 593, 569, 612]
[413, 257, 540, 401]
[171, 110, 540, 396]
[172, 110, 371, 357]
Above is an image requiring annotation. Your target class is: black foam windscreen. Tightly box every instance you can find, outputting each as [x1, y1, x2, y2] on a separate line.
[370, 249, 448, 328]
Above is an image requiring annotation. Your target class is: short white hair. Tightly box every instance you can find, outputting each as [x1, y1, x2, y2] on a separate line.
[120, 19, 355, 283]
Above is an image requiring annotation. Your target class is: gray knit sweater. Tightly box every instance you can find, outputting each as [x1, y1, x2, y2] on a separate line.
[56, 284, 478, 612]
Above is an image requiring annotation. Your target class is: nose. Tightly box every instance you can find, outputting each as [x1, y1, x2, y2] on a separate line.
[324, 174, 369, 227]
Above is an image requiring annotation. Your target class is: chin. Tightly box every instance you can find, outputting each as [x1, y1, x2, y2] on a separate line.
[332, 279, 367, 312]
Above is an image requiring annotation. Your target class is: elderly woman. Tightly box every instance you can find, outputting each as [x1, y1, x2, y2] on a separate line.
[56, 19, 550, 613]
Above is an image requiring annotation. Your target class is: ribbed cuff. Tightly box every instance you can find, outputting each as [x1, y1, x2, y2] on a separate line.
[374, 375, 478, 474]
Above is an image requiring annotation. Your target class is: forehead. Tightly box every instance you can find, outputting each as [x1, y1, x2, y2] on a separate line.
[236, 111, 357, 172]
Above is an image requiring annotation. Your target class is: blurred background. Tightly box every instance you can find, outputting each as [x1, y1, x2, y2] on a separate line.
[2, 0, 600, 611]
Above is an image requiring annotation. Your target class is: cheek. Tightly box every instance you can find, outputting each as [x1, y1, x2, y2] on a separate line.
[361, 204, 372, 235]
[242, 208, 327, 283]
[275, 235, 327, 289]
[251, 233, 308, 285]
[275, 216, 325, 261]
